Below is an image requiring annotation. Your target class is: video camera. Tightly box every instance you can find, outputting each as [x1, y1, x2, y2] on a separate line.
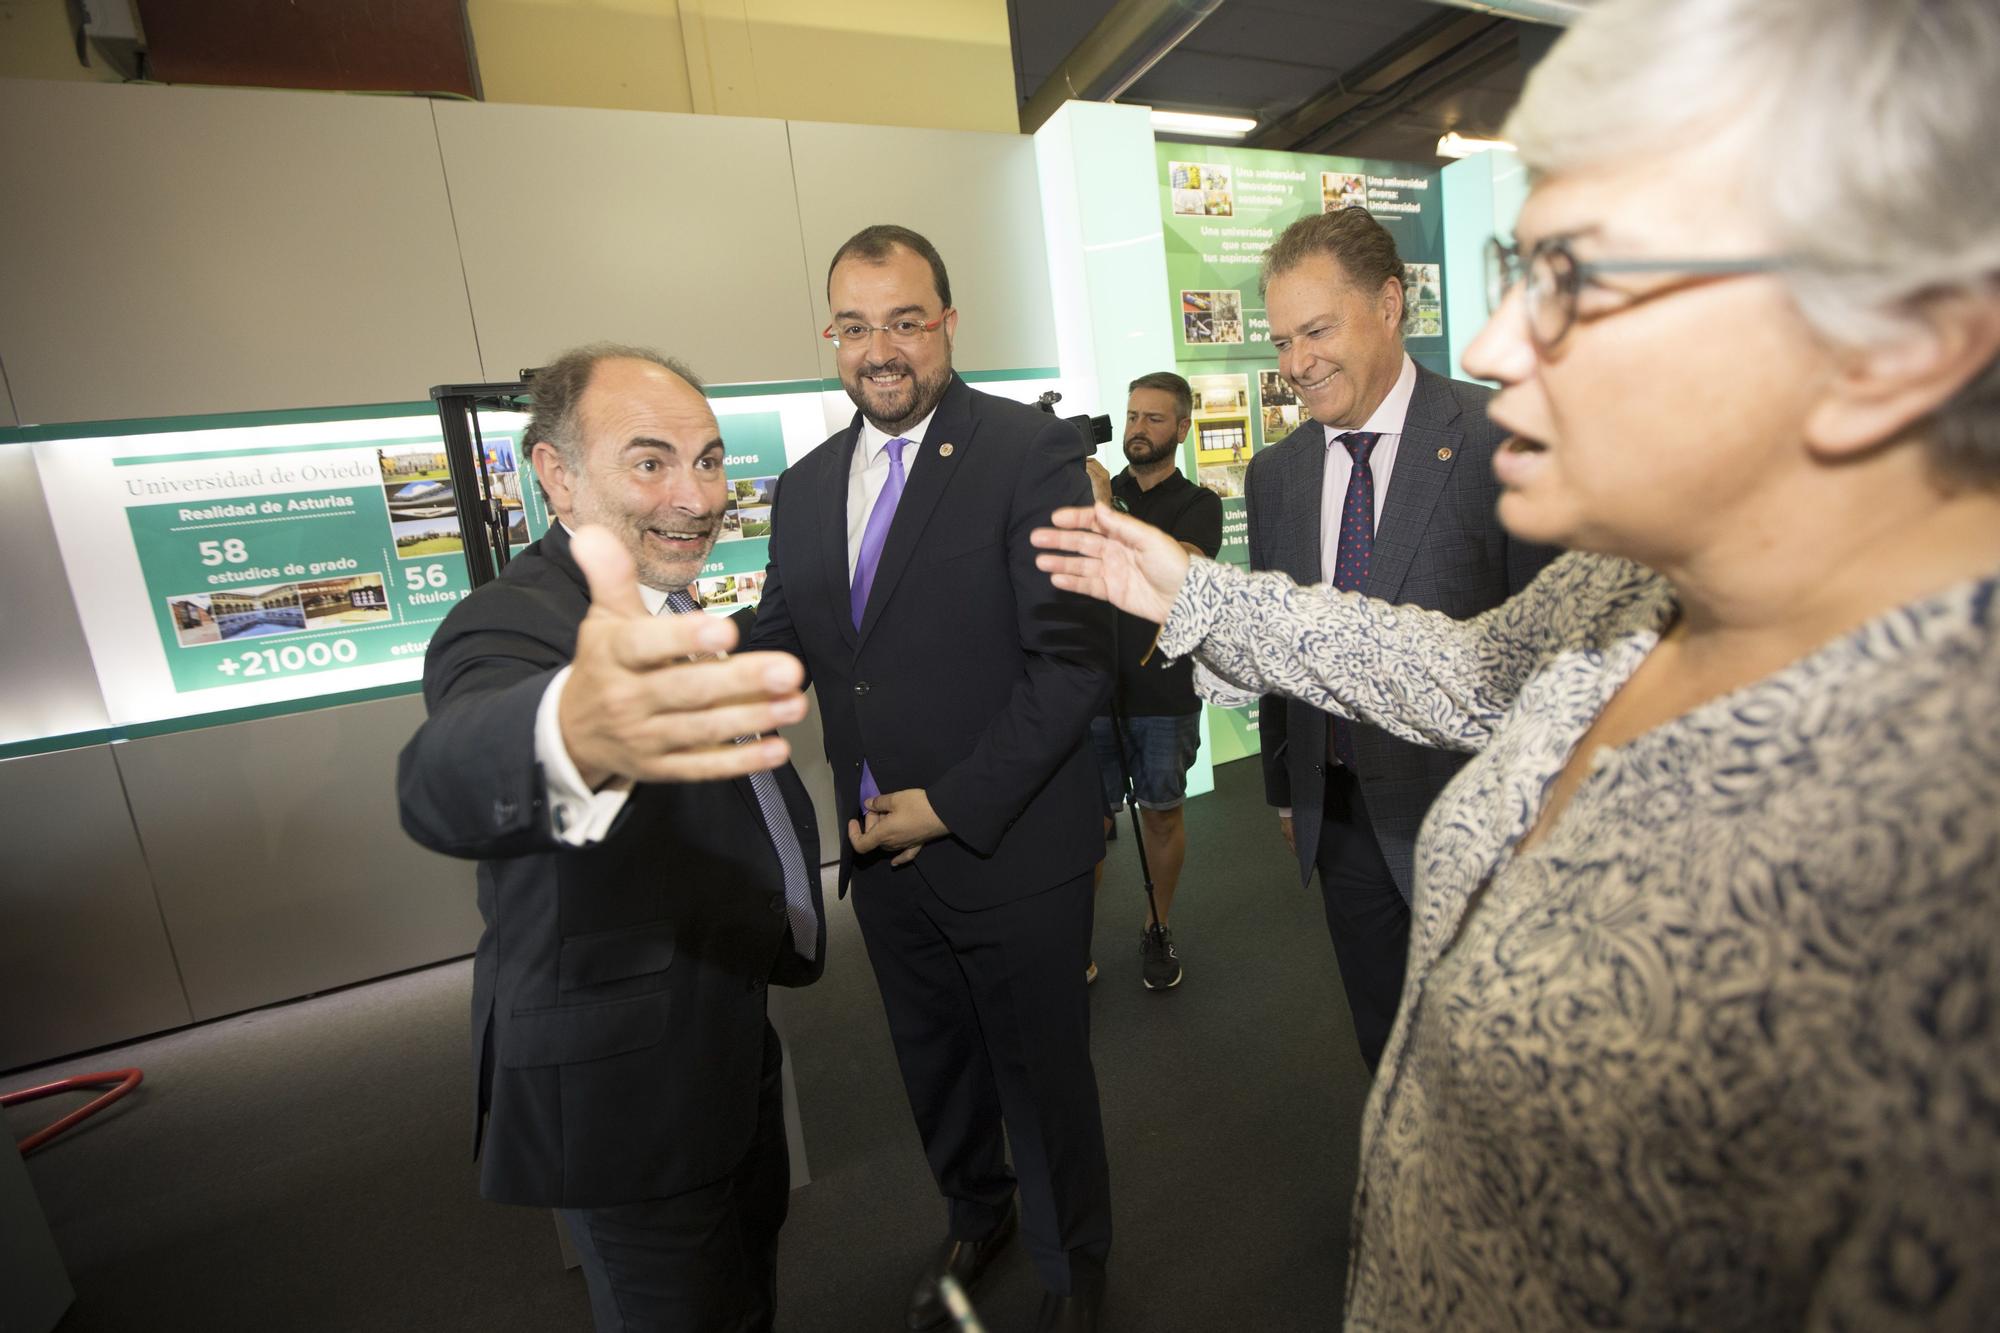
[1034, 390, 1112, 447]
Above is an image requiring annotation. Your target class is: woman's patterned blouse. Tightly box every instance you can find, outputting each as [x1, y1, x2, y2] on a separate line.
[1158, 551, 1999, 1331]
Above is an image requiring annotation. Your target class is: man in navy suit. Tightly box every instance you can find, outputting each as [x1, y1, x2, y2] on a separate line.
[1247, 211, 1556, 1071]
[398, 346, 824, 1333]
[748, 226, 1112, 1332]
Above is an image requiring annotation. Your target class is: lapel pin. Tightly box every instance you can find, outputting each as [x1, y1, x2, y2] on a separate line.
[1436, 446, 1453, 461]
[939, 443, 955, 458]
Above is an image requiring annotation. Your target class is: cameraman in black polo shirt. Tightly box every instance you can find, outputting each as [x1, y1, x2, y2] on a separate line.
[1085, 371, 1223, 991]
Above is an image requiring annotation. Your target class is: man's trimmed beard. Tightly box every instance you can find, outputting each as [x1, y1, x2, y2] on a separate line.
[845, 351, 954, 436]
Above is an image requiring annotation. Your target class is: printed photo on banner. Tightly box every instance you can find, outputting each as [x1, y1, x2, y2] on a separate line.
[165, 572, 391, 649]
[1198, 463, 1248, 500]
[1181, 290, 1245, 345]
[1187, 373, 1252, 467]
[1190, 373, 1249, 415]
[1257, 370, 1298, 409]
[695, 575, 736, 608]
[1195, 419, 1250, 466]
[188, 584, 306, 640]
[720, 475, 777, 542]
[167, 594, 221, 647]
[379, 444, 462, 560]
[297, 573, 392, 626]
[1261, 402, 1301, 439]
[1256, 370, 1302, 442]
[482, 436, 530, 548]
[1321, 172, 1368, 212]
[1401, 263, 1443, 339]
[1167, 160, 1233, 216]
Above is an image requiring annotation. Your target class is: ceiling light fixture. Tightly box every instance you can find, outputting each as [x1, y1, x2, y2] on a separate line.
[1148, 109, 1259, 140]
[1436, 131, 1518, 158]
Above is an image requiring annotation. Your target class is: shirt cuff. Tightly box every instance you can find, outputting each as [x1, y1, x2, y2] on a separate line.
[535, 665, 633, 846]
[1277, 807, 1293, 820]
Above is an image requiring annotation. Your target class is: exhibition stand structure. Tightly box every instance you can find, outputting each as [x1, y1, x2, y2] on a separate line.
[0, 79, 1521, 1077]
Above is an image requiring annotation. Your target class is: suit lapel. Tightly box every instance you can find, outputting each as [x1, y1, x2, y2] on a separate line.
[855, 376, 974, 647]
[1281, 422, 1327, 583]
[821, 421, 863, 650]
[1366, 367, 1462, 602]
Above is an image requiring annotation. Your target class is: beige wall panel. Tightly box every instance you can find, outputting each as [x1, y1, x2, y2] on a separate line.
[0, 745, 192, 1072]
[787, 120, 1058, 381]
[0, 80, 482, 425]
[115, 695, 484, 1022]
[436, 100, 821, 387]
[468, 0, 696, 115]
[0, 444, 108, 749]
[1, 360, 15, 426]
[734, 0, 1016, 133]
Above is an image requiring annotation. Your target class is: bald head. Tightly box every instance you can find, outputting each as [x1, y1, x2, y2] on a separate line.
[526, 349, 729, 591]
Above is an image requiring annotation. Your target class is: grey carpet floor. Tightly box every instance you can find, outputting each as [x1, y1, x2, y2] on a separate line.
[5, 757, 1368, 1332]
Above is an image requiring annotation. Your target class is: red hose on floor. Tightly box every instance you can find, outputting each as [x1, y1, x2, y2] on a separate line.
[4, 1069, 144, 1154]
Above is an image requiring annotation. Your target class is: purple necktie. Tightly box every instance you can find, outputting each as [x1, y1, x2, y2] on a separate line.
[853, 437, 910, 804]
[1329, 431, 1379, 770]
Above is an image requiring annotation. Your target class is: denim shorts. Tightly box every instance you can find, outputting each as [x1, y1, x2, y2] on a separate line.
[1091, 713, 1202, 813]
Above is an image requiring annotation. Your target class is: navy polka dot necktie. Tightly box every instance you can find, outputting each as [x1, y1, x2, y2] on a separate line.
[1329, 431, 1380, 770]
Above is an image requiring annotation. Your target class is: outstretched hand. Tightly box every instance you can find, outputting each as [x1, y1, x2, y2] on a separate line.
[1030, 502, 1192, 625]
[558, 525, 807, 789]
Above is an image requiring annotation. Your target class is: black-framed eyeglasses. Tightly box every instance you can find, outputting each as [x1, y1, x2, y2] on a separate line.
[1485, 235, 1791, 350]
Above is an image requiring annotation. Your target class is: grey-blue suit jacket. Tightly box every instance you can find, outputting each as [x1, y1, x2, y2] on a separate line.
[1245, 362, 1556, 902]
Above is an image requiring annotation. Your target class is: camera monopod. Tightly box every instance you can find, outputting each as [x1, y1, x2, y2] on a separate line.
[1037, 388, 1162, 926]
[1107, 686, 1164, 931]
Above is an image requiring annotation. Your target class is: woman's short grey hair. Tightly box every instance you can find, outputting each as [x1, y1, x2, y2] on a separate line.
[1506, 0, 2000, 484]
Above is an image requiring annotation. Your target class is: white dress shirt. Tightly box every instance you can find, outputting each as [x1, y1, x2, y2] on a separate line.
[846, 409, 936, 577]
[1286, 352, 1419, 802]
[1318, 352, 1418, 585]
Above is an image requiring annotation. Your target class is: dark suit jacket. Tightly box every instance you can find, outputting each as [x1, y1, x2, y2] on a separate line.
[1247, 363, 1556, 902]
[396, 521, 825, 1209]
[747, 375, 1111, 910]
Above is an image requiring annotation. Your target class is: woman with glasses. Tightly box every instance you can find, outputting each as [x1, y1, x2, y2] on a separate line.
[1035, 0, 2000, 1326]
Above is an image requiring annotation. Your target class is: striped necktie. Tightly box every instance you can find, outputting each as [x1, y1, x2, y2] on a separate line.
[665, 590, 816, 961]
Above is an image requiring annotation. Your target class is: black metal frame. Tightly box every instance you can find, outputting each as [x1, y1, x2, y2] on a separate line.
[429, 378, 536, 590]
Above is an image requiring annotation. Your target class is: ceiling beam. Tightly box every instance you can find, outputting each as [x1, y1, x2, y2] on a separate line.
[1247, 9, 1504, 151]
[1298, 23, 1521, 156]
[1431, 0, 1588, 25]
[1018, 0, 1226, 134]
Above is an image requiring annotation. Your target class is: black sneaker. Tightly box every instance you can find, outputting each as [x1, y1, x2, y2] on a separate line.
[1141, 924, 1182, 991]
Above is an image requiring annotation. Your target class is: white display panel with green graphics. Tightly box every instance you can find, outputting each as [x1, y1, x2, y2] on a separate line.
[14, 376, 1060, 750]
[35, 409, 492, 719]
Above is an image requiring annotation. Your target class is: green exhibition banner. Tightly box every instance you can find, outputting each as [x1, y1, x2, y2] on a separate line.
[122, 427, 540, 694]
[1154, 140, 1448, 762]
[27, 390, 849, 731]
[691, 410, 787, 610]
[110, 410, 792, 697]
